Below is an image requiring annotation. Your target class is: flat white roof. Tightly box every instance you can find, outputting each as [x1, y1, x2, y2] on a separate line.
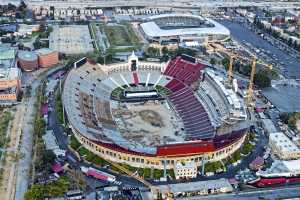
[257, 159, 300, 177]
[282, 160, 300, 172]
[0, 67, 20, 81]
[159, 178, 232, 193]
[141, 14, 230, 38]
[270, 132, 300, 153]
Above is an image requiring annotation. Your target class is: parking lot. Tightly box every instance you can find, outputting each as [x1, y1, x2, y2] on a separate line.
[49, 25, 94, 55]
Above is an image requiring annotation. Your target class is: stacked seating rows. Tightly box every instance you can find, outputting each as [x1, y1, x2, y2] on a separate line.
[78, 92, 102, 131]
[95, 98, 116, 130]
[163, 56, 204, 85]
[166, 84, 214, 140]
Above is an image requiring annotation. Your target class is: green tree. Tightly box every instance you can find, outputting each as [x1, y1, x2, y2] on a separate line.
[147, 47, 160, 57]
[25, 177, 70, 200]
[43, 150, 56, 164]
[238, 64, 251, 76]
[254, 71, 271, 88]
[33, 117, 46, 137]
[210, 58, 216, 65]
[161, 46, 169, 56]
[222, 57, 230, 71]
[97, 53, 114, 65]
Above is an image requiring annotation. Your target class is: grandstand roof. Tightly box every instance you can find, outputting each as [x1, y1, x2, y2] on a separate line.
[141, 14, 230, 38]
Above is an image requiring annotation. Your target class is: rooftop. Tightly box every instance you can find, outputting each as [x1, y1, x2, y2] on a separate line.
[35, 48, 55, 55]
[141, 14, 230, 38]
[0, 67, 20, 81]
[159, 178, 233, 194]
[0, 49, 15, 61]
[270, 132, 300, 153]
[18, 50, 38, 61]
[257, 159, 300, 177]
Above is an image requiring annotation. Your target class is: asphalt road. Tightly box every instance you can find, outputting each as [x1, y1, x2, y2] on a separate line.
[219, 20, 300, 79]
[180, 184, 300, 200]
[15, 66, 66, 200]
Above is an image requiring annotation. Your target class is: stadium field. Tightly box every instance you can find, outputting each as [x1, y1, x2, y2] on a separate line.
[103, 24, 140, 48]
[104, 25, 132, 46]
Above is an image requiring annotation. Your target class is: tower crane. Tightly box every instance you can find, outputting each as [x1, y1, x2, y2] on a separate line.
[207, 43, 272, 106]
[247, 57, 257, 106]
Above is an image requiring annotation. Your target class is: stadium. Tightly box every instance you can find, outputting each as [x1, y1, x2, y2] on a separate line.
[140, 14, 230, 44]
[62, 52, 249, 170]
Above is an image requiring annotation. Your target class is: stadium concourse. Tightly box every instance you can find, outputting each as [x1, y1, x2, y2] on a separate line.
[62, 52, 249, 170]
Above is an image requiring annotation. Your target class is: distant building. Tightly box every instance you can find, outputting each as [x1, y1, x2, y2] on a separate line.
[269, 132, 300, 160]
[16, 24, 40, 36]
[35, 48, 59, 68]
[174, 161, 197, 179]
[140, 14, 230, 45]
[0, 44, 21, 105]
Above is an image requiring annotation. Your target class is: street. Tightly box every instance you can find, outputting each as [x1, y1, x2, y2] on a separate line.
[14, 66, 66, 200]
[219, 20, 300, 79]
[180, 184, 300, 200]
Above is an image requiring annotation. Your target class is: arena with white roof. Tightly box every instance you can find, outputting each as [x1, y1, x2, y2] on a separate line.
[140, 14, 230, 44]
[63, 53, 249, 169]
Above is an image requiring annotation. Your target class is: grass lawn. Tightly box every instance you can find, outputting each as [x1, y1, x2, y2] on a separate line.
[102, 23, 141, 51]
[70, 135, 81, 150]
[104, 25, 132, 47]
[78, 147, 89, 156]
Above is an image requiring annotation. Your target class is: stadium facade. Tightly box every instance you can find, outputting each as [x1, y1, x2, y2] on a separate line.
[63, 52, 249, 170]
[140, 14, 230, 44]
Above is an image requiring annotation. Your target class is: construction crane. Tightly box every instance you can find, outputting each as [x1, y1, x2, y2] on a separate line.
[206, 43, 272, 105]
[247, 57, 256, 106]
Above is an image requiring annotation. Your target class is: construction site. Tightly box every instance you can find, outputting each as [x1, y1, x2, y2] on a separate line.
[112, 100, 185, 146]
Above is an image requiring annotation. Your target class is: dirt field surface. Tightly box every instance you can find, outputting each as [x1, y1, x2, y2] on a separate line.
[112, 100, 185, 146]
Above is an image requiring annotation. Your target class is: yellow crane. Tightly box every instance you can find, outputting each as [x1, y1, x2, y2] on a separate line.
[247, 57, 257, 106]
[207, 43, 272, 106]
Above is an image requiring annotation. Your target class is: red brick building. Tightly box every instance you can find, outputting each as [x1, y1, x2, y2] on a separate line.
[35, 48, 59, 68]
